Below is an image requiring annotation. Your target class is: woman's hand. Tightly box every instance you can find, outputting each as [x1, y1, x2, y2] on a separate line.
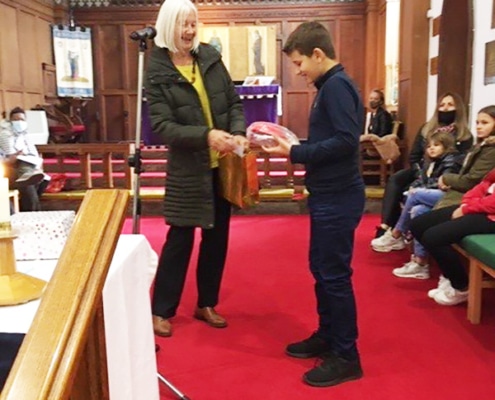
[451, 206, 464, 219]
[208, 129, 235, 153]
[262, 136, 293, 156]
[232, 135, 249, 151]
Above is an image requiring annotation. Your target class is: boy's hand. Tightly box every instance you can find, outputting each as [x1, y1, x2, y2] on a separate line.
[262, 136, 293, 156]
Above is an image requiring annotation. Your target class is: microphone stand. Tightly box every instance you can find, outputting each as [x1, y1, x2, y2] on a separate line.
[128, 36, 146, 234]
[129, 31, 191, 400]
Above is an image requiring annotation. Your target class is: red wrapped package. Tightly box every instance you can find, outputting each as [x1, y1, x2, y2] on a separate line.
[247, 122, 300, 147]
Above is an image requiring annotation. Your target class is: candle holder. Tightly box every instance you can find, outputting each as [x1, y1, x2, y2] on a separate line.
[0, 223, 46, 306]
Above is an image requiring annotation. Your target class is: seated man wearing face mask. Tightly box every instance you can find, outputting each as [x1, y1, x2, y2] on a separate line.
[0, 107, 47, 211]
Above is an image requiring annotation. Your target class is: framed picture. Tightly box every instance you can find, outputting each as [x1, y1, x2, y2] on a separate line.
[484, 40, 495, 85]
[52, 25, 94, 98]
[198, 25, 277, 82]
[198, 26, 230, 71]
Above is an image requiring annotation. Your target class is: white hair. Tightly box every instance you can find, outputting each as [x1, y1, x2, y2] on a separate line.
[154, 0, 200, 53]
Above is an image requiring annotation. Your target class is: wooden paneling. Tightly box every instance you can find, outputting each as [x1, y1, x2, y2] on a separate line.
[0, 0, 54, 114]
[99, 25, 126, 90]
[430, 56, 438, 75]
[398, 0, 429, 160]
[432, 16, 441, 37]
[339, 17, 365, 96]
[19, 10, 42, 91]
[375, 1, 386, 92]
[1, 5, 22, 88]
[437, 0, 473, 113]
[364, 0, 387, 101]
[285, 91, 312, 139]
[42, 63, 57, 99]
[74, 3, 366, 143]
[102, 95, 126, 142]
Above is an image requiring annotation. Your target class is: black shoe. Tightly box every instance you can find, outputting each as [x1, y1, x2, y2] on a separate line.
[13, 171, 44, 189]
[303, 352, 363, 387]
[285, 333, 331, 359]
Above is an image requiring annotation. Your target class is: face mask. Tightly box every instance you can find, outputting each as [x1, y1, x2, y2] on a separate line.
[12, 120, 28, 133]
[369, 101, 380, 109]
[438, 110, 456, 125]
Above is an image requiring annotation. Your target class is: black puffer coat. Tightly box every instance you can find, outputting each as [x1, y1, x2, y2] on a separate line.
[146, 44, 245, 228]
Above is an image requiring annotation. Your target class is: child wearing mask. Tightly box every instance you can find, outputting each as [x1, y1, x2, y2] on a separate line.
[371, 131, 462, 278]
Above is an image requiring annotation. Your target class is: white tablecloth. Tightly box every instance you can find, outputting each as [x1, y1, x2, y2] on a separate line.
[0, 234, 160, 400]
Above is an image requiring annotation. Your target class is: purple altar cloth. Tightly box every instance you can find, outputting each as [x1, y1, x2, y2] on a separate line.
[235, 85, 279, 126]
[142, 99, 163, 146]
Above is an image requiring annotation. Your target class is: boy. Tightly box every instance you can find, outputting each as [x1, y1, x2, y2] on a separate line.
[263, 21, 365, 387]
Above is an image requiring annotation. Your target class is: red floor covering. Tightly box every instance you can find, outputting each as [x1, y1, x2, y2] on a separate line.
[123, 214, 495, 400]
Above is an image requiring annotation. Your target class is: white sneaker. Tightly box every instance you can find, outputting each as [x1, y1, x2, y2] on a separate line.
[371, 230, 406, 252]
[427, 275, 452, 298]
[392, 257, 430, 279]
[433, 286, 468, 306]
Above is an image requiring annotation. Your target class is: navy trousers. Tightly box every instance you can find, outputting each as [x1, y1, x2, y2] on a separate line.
[0, 333, 24, 391]
[307, 184, 365, 361]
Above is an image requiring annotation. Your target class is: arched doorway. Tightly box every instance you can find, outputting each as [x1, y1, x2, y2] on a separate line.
[437, 0, 473, 113]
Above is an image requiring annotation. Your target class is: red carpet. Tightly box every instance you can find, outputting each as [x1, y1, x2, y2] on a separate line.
[123, 214, 495, 400]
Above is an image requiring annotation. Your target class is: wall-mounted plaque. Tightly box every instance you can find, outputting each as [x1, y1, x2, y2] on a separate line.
[485, 40, 495, 85]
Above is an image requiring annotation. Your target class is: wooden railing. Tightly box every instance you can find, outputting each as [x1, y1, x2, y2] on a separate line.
[39, 144, 307, 204]
[0, 189, 130, 400]
[39, 143, 134, 192]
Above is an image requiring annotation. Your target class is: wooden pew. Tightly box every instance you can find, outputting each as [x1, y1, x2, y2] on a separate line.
[453, 234, 495, 324]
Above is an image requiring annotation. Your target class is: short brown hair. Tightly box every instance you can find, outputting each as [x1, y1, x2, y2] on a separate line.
[427, 131, 456, 154]
[282, 21, 336, 59]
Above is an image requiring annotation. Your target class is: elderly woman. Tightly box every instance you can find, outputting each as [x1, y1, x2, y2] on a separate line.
[146, 0, 247, 337]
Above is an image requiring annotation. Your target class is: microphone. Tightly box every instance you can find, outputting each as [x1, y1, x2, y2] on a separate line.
[130, 27, 157, 41]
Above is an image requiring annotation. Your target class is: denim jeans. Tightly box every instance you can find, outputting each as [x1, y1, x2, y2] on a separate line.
[307, 183, 365, 361]
[395, 188, 444, 259]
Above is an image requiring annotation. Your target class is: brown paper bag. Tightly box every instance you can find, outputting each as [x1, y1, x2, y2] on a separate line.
[373, 134, 401, 164]
[218, 151, 260, 209]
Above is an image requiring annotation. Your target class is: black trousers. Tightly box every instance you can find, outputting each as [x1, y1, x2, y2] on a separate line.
[410, 205, 495, 290]
[381, 168, 416, 227]
[6, 162, 41, 211]
[152, 171, 232, 319]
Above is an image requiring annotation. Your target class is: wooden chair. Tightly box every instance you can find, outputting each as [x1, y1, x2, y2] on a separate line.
[360, 120, 403, 187]
[8, 190, 19, 214]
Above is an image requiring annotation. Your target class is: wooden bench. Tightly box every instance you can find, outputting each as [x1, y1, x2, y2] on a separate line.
[38, 143, 134, 202]
[453, 234, 495, 324]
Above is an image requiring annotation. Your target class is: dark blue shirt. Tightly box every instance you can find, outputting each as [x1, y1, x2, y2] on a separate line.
[290, 64, 364, 194]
